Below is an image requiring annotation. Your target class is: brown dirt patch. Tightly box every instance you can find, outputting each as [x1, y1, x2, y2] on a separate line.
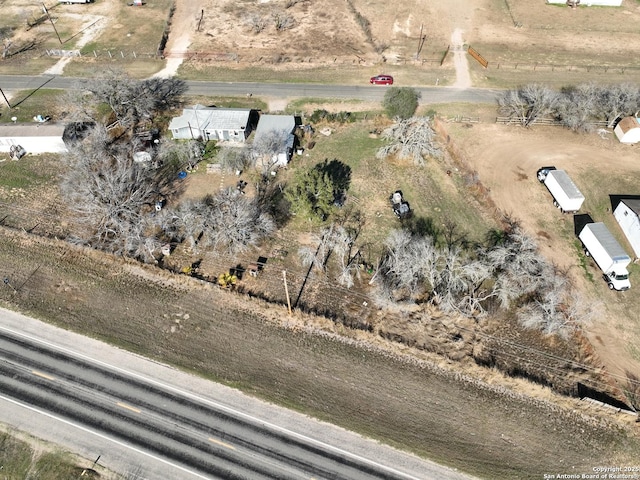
[446, 121, 640, 384]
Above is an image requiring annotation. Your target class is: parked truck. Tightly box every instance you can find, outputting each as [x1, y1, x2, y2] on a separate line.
[58, 0, 93, 4]
[578, 222, 631, 291]
[537, 166, 585, 213]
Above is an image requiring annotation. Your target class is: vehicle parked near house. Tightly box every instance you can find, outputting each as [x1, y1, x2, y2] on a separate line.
[390, 190, 411, 219]
[370, 75, 394, 85]
[578, 222, 631, 291]
[537, 166, 585, 213]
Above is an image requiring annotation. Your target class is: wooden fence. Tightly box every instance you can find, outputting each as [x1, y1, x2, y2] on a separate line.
[496, 116, 609, 128]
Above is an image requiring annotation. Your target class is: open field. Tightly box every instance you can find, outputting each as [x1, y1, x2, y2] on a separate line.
[3, 0, 640, 85]
[445, 119, 640, 381]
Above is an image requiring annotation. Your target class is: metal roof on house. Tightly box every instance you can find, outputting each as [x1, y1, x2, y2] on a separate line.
[620, 198, 640, 216]
[0, 123, 67, 137]
[169, 106, 253, 131]
[254, 114, 296, 141]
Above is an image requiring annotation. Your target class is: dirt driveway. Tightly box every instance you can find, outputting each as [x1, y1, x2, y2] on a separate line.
[455, 122, 640, 381]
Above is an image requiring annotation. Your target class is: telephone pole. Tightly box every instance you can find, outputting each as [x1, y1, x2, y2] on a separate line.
[43, 4, 63, 45]
[282, 270, 292, 315]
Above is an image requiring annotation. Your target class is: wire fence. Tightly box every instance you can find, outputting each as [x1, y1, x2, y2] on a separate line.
[41, 47, 640, 76]
[489, 62, 639, 74]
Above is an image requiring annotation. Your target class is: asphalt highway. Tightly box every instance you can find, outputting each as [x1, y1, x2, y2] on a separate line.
[0, 310, 476, 480]
[0, 74, 501, 105]
[0, 329, 416, 479]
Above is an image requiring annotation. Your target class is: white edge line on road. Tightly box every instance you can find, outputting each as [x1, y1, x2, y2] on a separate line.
[0, 323, 461, 480]
[0, 393, 211, 480]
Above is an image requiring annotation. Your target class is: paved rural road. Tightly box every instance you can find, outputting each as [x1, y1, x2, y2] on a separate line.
[0, 308, 476, 480]
[0, 74, 501, 105]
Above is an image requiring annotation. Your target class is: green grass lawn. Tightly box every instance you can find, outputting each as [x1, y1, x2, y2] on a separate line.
[0, 89, 66, 124]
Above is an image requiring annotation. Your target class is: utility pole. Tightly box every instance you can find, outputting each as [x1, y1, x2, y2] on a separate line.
[42, 4, 63, 45]
[197, 9, 204, 32]
[415, 23, 426, 60]
[282, 270, 292, 315]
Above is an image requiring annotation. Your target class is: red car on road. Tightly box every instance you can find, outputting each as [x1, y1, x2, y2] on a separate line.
[370, 74, 394, 85]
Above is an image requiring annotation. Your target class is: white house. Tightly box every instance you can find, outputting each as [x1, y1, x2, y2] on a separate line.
[0, 123, 68, 154]
[614, 117, 640, 144]
[614, 199, 640, 258]
[168, 106, 256, 142]
[253, 114, 298, 168]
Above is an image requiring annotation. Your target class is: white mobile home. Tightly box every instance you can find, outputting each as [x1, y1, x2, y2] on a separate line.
[614, 199, 640, 258]
[168, 106, 257, 142]
[0, 123, 68, 154]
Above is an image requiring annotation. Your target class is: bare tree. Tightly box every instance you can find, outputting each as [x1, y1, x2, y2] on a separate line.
[252, 128, 290, 174]
[196, 188, 275, 254]
[297, 224, 360, 287]
[429, 246, 493, 317]
[484, 225, 549, 309]
[1, 37, 12, 59]
[595, 83, 640, 128]
[244, 13, 268, 33]
[153, 200, 206, 251]
[272, 10, 295, 31]
[517, 268, 571, 336]
[155, 139, 204, 170]
[376, 116, 441, 166]
[218, 145, 255, 173]
[555, 83, 600, 133]
[374, 229, 440, 304]
[60, 126, 174, 257]
[498, 84, 559, 127]
[77, 69, 186, 130]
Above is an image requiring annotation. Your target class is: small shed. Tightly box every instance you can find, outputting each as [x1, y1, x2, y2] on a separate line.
[614, 117, 640, 144]
[168, 106, 257, 142]
[253, 114, 299, 168]
[0, 123, 68, 154]
[614, 198, 640, 258]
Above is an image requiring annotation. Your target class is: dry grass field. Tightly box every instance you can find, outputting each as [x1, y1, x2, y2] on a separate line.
[3, 0, 640, 84]
[2, 0, 640, 478]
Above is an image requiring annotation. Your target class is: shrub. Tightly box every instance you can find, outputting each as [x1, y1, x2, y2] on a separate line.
[382, 87, 421, 119]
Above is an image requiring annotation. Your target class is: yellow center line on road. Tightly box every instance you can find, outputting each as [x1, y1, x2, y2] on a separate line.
[116, 402, 141, 413]
[208, 438, 236, 450]
[32, 370, 55, 381]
